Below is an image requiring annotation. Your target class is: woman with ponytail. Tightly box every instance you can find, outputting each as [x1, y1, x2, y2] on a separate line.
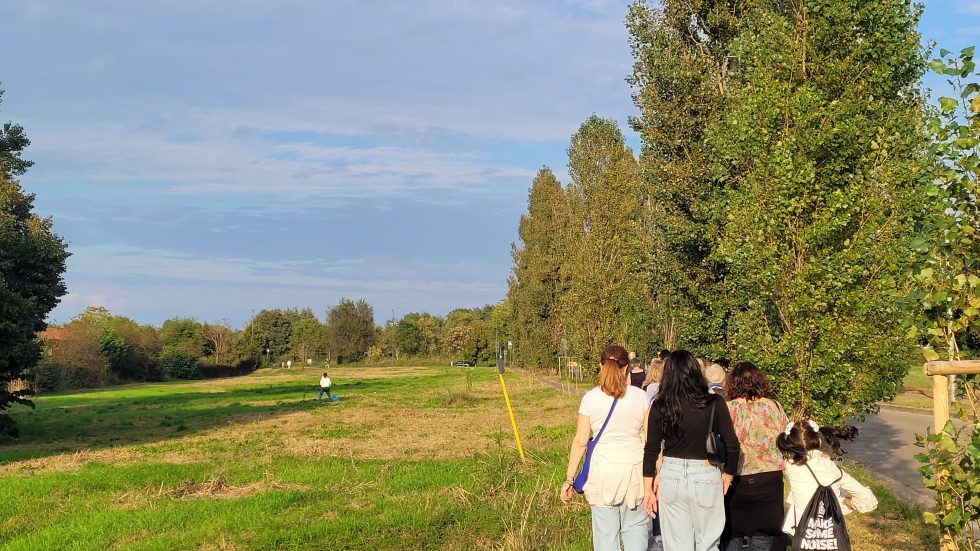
[561, 345, 649, 551]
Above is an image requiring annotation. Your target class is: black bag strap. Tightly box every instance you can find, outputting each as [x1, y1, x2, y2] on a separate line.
[708, 396, 717, 433]
[805, 461, 844, 487]
[593, 398, 619, 443]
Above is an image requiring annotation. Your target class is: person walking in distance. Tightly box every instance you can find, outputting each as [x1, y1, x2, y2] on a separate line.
[317, 372, 332, 400]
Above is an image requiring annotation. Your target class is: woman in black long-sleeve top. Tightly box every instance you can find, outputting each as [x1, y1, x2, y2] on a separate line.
[642, 350, 740, 551]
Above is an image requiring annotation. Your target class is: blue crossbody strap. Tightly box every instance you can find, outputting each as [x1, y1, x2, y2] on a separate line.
[594, 398, 619, 443]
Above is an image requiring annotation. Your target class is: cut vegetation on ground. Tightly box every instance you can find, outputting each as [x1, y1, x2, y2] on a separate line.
[0, 366, 936, 550]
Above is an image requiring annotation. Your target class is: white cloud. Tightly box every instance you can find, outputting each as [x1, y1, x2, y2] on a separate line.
[27, 112, 537, 196]
[959, 3, 980, 15]
[65, 243, 503, 294]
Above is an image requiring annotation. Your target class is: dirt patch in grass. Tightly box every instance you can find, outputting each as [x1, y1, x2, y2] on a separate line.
[166, 476, 307, 499]
[112, 476, 308, 510]
[0, 447, 145, 476]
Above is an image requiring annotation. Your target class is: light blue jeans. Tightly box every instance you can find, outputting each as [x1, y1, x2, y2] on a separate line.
[590, 502, 649, 551]
[658, 457, 725, 551]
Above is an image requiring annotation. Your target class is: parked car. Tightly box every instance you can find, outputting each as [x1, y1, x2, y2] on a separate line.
[451, 360, 474, 367]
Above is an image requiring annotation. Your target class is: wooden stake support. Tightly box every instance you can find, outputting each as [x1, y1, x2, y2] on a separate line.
[923, 360, 980, 551]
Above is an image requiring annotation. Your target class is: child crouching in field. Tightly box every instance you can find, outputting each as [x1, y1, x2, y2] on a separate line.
[776, 420, 877, 541]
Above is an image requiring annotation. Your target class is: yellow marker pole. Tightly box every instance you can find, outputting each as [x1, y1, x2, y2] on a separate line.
[498, 371, 526, 461]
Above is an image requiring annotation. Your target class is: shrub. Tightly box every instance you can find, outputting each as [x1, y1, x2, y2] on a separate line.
[158, 347, 200, 379]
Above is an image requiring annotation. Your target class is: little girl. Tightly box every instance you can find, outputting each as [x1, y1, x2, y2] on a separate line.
[775, 420, 878, 537]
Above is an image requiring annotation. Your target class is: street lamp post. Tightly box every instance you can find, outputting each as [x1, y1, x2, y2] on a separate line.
[265, 348, 270, 367]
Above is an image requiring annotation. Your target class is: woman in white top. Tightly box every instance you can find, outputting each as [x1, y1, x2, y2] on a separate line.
[776, 421, 877, 536]
[560, 345, 649, 551]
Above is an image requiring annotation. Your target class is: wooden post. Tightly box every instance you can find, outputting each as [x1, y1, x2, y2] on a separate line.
[923, 360, 980, 551]
[932, 374, 950, 434]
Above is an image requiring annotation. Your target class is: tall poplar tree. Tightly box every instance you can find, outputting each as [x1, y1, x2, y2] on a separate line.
[508, 168, 568, 370]
[707, 1, 925, 422]
[561, 116, 652, 365]
[626, 1, 745, 359]
[630, 0, 926, 421]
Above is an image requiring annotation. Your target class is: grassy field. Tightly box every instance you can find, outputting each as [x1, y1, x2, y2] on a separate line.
[0, 366, 936, 550]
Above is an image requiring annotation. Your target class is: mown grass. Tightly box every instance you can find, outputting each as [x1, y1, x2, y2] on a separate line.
[0, 365, 937, 550]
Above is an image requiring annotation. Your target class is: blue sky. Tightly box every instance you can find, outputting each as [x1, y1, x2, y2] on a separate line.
[0, 0, 977, 327]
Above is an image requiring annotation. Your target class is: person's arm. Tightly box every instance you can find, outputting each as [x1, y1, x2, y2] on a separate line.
[560, 414, 592, 503]
[715, 395, 740, 492]
[642, 405, 664, 516]
[641, 405, 649, 444]
[839, 469, 878, 513]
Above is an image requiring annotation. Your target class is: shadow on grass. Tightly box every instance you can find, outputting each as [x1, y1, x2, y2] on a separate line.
[0, 377, 410, 464]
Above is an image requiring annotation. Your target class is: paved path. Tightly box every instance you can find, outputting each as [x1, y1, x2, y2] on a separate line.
[847, 407, 935, 507]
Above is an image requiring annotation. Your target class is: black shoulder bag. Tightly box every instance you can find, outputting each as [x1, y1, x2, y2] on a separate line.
[705, 397, 728, 468]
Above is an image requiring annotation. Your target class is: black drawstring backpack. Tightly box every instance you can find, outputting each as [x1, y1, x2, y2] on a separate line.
[791, 463, 851, 551]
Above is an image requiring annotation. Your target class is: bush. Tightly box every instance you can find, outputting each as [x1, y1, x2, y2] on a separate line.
[158, 347, 200, 379]
[29, 361, 62, 392]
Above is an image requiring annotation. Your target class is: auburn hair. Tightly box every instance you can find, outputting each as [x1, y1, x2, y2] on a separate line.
[726, 361, 775, 402]
[598, 345, 629, 398]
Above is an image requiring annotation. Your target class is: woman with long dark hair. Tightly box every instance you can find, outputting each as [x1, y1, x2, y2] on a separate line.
[561, 345, 649, 551]
[643, 350, 740, 551]
[722, 362, 789, 550]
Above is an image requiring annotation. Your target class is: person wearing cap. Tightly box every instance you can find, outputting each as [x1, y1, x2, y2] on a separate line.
[704, 363, 726, 397]
[560, 345, 649, 551]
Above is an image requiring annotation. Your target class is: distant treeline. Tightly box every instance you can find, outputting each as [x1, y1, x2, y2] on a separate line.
[29, 299, 511, 393]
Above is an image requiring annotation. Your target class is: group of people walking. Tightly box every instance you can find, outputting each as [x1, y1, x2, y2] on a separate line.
[561, 346, 878, 551]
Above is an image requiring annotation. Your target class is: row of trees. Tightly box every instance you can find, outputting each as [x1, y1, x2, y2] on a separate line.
[29, 299, 516, 393]
[370, 304, 511, 365]
[507, 0, 955, 424]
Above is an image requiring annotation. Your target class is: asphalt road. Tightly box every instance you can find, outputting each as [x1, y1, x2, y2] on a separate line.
[844, 407, 935, 507]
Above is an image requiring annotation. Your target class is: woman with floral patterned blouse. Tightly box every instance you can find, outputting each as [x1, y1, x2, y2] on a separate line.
[722, 362, 789, 551]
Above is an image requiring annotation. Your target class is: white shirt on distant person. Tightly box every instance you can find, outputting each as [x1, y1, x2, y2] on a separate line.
[320, 376, 331, 388]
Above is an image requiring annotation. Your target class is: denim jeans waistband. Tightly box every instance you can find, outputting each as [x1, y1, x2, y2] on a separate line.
[661, 456, 718, 473]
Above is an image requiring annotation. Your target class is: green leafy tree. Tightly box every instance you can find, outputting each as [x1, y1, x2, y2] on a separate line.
[626, 0, 738, 358]
[394, 316, 424, 356]
[160, 317, 206, 358]
[0, 86, 33, 179]
[508, 168, 569, 370]
[288, 310, 324, 362]
[325, 298, 375, 363]
[0, 171, 69, 435]
[249, 310, 292, 364]
[560, 116, 652, 366]
[911, 46, 980, 547]
[702, 0, 925, 422]
[628, 0, 925, 421]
